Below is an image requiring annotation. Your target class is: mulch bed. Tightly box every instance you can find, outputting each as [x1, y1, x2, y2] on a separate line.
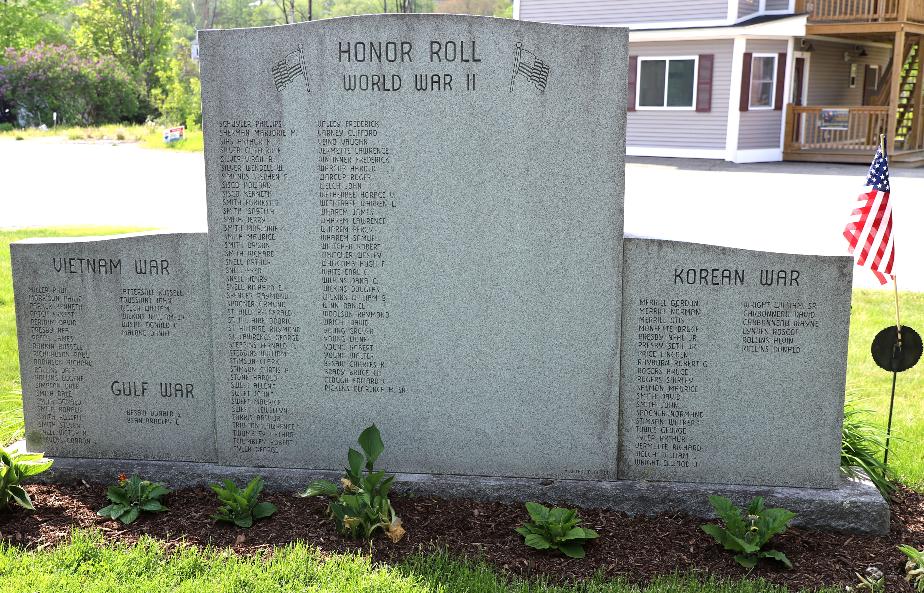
[1, 481, 922, 591]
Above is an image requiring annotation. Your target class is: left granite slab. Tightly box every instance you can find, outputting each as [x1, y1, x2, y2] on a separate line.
[12, 232, 217, 462]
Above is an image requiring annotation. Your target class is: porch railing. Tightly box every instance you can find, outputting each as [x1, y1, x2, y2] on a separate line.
[796, 0, 924, 23]
[784, 105, 890, 153]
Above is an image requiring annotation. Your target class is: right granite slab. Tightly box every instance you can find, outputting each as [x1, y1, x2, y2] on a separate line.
[618, 238, 853, 489]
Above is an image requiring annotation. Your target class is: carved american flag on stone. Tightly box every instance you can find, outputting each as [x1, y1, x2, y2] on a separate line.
[509, 42, 550, 93]
[271, 44, 309, 92]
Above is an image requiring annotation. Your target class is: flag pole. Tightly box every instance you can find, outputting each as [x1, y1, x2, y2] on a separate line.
[878, 131, 902, 468]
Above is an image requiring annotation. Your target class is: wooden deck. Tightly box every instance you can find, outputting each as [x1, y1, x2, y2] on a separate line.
[797, 0, 924, 25]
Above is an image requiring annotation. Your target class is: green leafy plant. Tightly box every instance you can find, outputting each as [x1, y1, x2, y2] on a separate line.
[701, 495, 795, 569]
[0, 446, 53, 511]
[300, 424, 404, 542]
[515, 501, 599, 559]
[97, 473, 170, 524]
[842, 403, 896, 497]
[900, 545, 924, 591]
[211, 476, 277, 528]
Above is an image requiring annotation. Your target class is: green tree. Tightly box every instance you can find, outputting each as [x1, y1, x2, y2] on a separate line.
[213, 0, 259, 28]
[0, 0, 72, 49]
[74, 0, 177, 96]
[152, 37, 201, 127]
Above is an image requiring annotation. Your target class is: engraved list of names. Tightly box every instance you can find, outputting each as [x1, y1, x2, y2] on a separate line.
[201, 16, 627, 477]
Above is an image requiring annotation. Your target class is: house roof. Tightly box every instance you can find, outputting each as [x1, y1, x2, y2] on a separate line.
[629, 14, 807, 42]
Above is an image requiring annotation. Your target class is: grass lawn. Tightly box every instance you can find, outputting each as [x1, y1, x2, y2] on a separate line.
[846, 290, 924, 488]
[0, 124, 204, 152]
[0, 530, 836, 593]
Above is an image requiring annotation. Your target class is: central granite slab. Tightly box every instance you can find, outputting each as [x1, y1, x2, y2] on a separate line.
[200, 16, 629, 477]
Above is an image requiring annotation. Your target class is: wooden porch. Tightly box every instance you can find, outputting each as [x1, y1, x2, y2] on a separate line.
[797, 0, 924, 31]
[782, 1, 924, 164]
[784, 105, 924, 164]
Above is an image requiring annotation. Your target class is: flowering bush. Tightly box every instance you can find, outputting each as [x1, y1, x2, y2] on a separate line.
[0, 44, 145, 126]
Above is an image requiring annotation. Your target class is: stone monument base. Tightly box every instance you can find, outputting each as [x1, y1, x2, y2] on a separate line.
[33, 451, 888, 535]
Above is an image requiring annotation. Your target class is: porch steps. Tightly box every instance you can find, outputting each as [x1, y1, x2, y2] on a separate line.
[895, 41, 920, 148]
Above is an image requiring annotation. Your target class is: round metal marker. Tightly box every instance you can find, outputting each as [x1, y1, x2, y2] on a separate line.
[871, 325, 922, 373]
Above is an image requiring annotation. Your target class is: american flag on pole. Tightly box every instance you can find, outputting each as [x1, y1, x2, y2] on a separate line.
[510, 42, 550, 93]
[843, 141, 895, 285]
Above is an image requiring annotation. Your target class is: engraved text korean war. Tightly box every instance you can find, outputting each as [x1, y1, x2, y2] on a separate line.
[619, 239, 851, 488]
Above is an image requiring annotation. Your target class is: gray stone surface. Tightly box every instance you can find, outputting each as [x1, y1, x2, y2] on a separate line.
[12, 233, 216, 462]
[619, 239, 853, 488]
[199, 16, 628, 477]
[33, 449, 888, 535]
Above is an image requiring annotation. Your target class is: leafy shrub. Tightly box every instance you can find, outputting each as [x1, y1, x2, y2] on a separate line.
[0, 44, 145, 127]
[0, 123, 13, 132]
[900, 545, 924, 591]
[701, 495, 795, 569]
[300, 424, 404, 542]
[97, 474, 170, 524]
[515, 502, 598, 558]
[151, 38, 201, 129]
[842, 403, 895, 497]
[211, 476, 276, 528]
[0, 446, 52, 511]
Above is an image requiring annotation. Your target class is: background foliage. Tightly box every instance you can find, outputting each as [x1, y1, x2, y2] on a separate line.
[0, 44, 144, 126]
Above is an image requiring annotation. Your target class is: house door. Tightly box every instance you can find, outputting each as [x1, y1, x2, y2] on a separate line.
[863, 65, 880, 105]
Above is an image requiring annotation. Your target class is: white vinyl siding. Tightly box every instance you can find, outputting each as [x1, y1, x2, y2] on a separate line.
[628, 40, 732, 150]
[738, 40, 786, 149]
[518, 0, 730, 25]
[803, 40, 890, 105]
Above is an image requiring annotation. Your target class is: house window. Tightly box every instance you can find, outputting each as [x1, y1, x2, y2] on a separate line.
[637, 57, 697, 109]
[749, 54, 777, 109]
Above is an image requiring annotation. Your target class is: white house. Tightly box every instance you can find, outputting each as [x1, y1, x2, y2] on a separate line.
[514, 0, 924, 165]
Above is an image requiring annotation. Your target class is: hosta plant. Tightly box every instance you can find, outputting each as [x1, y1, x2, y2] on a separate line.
[300, 424, 404, 542]
[701, 495, 795, 569]
[515, 502, 599, 559]
[0, 446, 53, 511]
[211, 476, 277, 528]
[97, 474, 170, 524]
[900, 545, 924, 591]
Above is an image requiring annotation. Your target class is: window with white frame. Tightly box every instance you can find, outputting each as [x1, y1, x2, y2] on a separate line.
[637, 57, 697, 109]
[749, 54, 777, 109]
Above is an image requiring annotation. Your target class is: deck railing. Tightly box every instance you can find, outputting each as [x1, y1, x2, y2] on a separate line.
[796, 0, 924, 23]
[784, 105, 890, 153]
